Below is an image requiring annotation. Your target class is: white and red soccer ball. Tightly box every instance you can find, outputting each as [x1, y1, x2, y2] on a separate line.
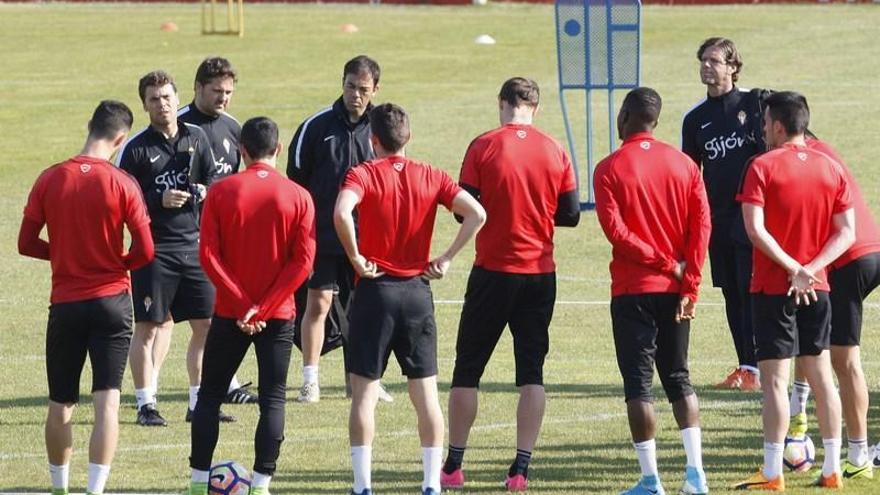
[783, 434, 815, 472]
[210, 460, 251, 495]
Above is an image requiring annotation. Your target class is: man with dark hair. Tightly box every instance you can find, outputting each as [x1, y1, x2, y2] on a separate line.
[682, 37, 766, 391]
[187, 116, 315, 495]
[802, 138, 880, 479]
[287, 54, 392, 404]
[734, 91, 853, 490]
[19, 100, 155, 495]
[335, 103, 485, 495]
[179, 56, 242, 180]
[178, 56, 258, 406]
[595, 87, 711, 495]
[441, 77, 579, 492]
[117, 70, 229, 426]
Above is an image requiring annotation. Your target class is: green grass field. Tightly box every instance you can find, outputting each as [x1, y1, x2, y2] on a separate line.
[1, 2, 879, 493]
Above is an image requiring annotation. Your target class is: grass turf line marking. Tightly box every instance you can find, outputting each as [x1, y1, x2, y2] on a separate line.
[0, 399, 752, 462]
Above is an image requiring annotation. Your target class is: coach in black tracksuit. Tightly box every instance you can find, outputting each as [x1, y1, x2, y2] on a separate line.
[682, 38, 767, 388]
[286, 55, 382, 403]
[117, 71, 231, 427]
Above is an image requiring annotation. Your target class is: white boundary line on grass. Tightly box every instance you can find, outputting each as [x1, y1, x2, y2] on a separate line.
[435, 299, 880, 309]
[0, 399, 753, 463]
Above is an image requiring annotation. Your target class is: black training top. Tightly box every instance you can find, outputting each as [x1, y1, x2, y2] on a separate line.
[287, 97, 374, 255]
[682, 87, 766, 231]
[116, 121, 217, 251]
[178, 102, 241, 179]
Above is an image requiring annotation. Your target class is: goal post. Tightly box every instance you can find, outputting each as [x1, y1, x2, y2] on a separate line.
[202, 0, 244, 38]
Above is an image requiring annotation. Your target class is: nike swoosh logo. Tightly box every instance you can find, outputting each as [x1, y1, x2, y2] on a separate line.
[734, 481, 768, 490]
[150, 155, 161, 163]
[323, 135, 336, 142]
[700, 122, 712, 129]
[843, 465, 870, 478]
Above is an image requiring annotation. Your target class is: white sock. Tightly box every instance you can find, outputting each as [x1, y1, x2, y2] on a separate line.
[848, 438, 869, 466]
[49, 463, 69, 490]
[228, 375, 242, 393]
[740, 365, 759, 375]
[351, 446, 372, 492]
[151, 370, 159, 398]
[191, 469, 210, 483]
[763, 442, 784, 480]
[189, 386, 200, 411]
[789, 381, 810, 416]
[87, 463, 111, 494]
[422, 446, 442, 491]
[680, 427, 703, 470]
[252, 471, 272, 488]
[823, 438, 842, 476]
[135, 388, 155, 409]
[634, 439, 658, 477]
[303, 365, 319, 385]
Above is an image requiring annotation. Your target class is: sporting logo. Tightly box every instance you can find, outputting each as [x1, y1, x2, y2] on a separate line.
[79, 164, 91, 173]
[144, 296, 152, 312]
[393, 162, 405, 172]
[640, 141, 651, 150]
[737, 110, 747, 125]
[516, 130, 527, 139]
[798, 152, 808, 162]
[149, 155, 161, 163]
[323, 135, 336, 142]
[223, 138, 231, 154]
[700, 122, 712, 130]
[257, 170, 269, 178]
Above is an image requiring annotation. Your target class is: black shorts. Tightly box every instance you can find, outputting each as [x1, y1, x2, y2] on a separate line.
[708, 237, 752, 290]
[752, 293, 831, 361]
[610, 293, 693, 403]
[451, 268, 555, 388]
[131, 250, 215, 323]
[46, 293, 133, 403]
[307, 254, 354, 292]
[346, 276, 437, 380]
[830, 253, 880, 346]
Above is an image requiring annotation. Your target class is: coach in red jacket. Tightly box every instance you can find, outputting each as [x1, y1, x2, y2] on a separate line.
[187, 117, 316, 495]
[594, 87, 711, 495]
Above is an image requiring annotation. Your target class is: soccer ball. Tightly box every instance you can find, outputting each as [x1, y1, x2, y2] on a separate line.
[209, 460, 251, 495]
[783, 434, 815, 472]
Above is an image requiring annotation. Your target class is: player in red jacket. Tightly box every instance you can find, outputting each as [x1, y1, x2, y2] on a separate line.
[441, 77, 580, 493]
[784, 137, 880, 478]
[19, 100, 155, 495]
[734, 92, 854, 490]
[595, 87, 711, 495]
[187, 117, 315, 495]
[334, 103, 485, 495]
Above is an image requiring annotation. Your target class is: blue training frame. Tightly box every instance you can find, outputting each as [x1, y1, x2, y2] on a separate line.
[555, 0, 641, 210]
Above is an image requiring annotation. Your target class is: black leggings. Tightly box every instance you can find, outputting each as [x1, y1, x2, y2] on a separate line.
[190, 317, 294, 475]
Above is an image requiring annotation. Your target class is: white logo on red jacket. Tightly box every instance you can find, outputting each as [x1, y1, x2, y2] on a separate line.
[797, 152, 808, 162]
[393, 162, 405, 172]
[516, 130, 527, 139]
[80, 164, 91, 173]
[640, 141, 651, 150]
[257, 170, 269, 178]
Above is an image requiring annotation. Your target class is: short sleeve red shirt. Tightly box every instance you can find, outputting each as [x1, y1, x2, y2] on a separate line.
[23, 155, 150, 303]
[806, 139, 880, 269]
[459, 124, 576, 274]
[737, 143, 853, 294]
[341, 156, 461, 277]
